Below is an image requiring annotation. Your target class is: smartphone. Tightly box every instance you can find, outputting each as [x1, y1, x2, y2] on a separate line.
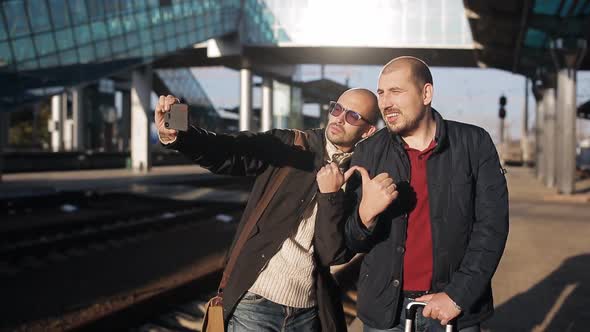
[165, 103, 189, 131]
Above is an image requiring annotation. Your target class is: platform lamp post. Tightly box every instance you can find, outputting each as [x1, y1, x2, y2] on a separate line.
[549, 38, 587, 195]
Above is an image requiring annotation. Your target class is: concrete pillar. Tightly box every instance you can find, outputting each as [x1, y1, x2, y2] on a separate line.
[71, 87, 85, 151]
[273, 81, 291, 129]
[240, 68, 252, 131]
[114, 91, 123, 151]
[63, 119, 74, 151]
[50, 93, 66, 152]
[521, 78, 531, 165]
[261, 78, 273, 132]
[131, 66, 152, 172]
[120, 90, 131, 152]
[549, 38, 587, 194]
[319, 103, 329, 128]
[62, 93, 74, 152]
[290, 85, 304, 129]
[534, 91, 545, 180]
[0, 111, 9, 182]
[31, 103, 40, 148]
[556, 68, 577, 194]
[543, 87, 557, 188]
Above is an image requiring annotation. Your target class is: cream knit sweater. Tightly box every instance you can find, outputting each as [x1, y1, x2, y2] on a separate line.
[248, 138, 349, 308]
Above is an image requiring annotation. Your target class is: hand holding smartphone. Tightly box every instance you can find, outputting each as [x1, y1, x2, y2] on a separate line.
[164, 103, 189, 131]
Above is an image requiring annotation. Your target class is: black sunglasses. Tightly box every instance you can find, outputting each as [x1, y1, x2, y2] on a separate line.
[328, 101, 373, 126]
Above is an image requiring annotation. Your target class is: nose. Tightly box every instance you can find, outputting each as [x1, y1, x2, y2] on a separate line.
[334, 110, 346, 124]
[379, 95, 393, 111]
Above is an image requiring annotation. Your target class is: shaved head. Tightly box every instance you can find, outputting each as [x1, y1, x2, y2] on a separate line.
[377, 56, 434, 135]
[339, 88, 380, 124]
[326, 87, 379, 151]
[380, 56, 433, 91]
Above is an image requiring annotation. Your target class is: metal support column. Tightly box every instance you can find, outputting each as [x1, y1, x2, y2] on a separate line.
[71, 87, 85, 151]
[543, 86, 557, 188]
[555, 68, 577, 194]
[240, 68, 252, 131]
[50, 93, 66, 152]
[532, 79, 545, 180]
[0, 111, 9, 182]
[550, 38, 587, 194]
[131, 66, 153, 172]
[521, 77, 531, 165]
[261, 78, 273, 132]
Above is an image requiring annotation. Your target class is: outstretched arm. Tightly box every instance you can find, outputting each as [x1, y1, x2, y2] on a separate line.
[155, 94, 300, 176]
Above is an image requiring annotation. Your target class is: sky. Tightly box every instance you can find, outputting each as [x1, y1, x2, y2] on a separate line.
[189, 0, 590, 144]
[192, 66, 590, 144]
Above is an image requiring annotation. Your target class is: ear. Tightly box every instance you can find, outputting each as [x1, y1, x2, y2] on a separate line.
[422, 83, 433, 106]
[362, 125, 377, 138]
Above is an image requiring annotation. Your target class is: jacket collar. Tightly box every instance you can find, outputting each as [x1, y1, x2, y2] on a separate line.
[308, 128, 329, 169]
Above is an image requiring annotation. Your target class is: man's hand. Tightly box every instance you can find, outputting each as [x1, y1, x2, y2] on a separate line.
[353, 166, 398, 228]
[415, 292, 461, 326]
[316, 163, 356, 193]
[155, 95, 180, 144]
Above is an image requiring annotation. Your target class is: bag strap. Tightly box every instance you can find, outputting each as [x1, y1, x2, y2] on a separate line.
[217, 130, 308, 294]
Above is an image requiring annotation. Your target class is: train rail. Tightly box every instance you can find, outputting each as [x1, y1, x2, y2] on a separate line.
[1, 177, 363, 332]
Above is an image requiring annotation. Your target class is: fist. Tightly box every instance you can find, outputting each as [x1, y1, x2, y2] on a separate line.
[416, 292, 461, 326]
[155, 95, 180, 144]
[316, 163, 356, 193]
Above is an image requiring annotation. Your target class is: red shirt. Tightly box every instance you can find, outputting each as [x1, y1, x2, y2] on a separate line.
[403, 140, 436, 291]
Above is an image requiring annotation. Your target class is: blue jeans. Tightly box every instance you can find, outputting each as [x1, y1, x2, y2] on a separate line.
[363, 297, 481, 332]
[227, 292, 320, 332]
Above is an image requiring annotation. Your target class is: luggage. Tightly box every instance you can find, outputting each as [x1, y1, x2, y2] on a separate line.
[404, 301, 453, 332]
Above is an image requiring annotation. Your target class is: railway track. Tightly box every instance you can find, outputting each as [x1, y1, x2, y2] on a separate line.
[123, 256, 364, 332]
[2, 199, 245, 331]
[0, 200, 243, 275]
[1, 177, 363, 332]
[0, 177, 254, 331]
[0, 176, 253, 277]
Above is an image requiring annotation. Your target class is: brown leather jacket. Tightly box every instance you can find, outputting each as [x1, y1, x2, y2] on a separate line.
[165, 127, 351, 331]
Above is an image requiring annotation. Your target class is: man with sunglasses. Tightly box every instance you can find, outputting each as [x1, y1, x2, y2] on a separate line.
[155, 88, 379, 332]
[343, 57, 509, 332]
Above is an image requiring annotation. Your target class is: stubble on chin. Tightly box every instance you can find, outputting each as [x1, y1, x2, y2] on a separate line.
[386, 111, 424, 136]
[327, 132, 345, 145]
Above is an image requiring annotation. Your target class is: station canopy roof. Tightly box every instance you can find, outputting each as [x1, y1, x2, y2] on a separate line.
[465, 0, 590, 77]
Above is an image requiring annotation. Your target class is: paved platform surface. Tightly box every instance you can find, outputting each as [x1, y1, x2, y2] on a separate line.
[349, 167, 590, 332]
[481, 167, 590, 332]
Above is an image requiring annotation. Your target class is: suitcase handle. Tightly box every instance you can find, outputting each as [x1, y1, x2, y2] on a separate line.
[405, 301, 454, 332]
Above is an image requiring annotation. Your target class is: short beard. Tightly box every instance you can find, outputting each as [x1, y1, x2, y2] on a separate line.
[385, 108, 427, 136]
[326, 131, 347, 146]
[326, 124, 360, 148]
